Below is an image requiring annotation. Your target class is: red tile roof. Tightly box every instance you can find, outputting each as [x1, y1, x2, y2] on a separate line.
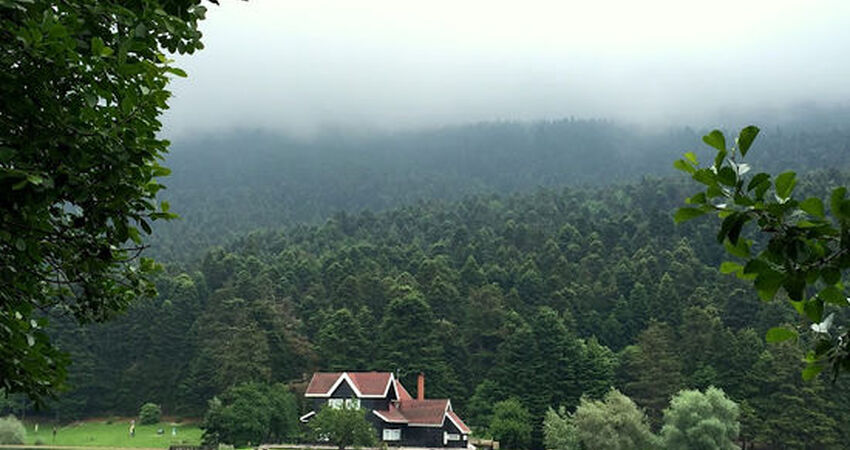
[372, 404, 408, 423]
[305, 372, 342, 395]
[349, 372, 393, 396]
[397, 399, 450, 426]
[395, 379, 413, 400]
[447, 411, 471, 434]
[305, 372, 393, 397]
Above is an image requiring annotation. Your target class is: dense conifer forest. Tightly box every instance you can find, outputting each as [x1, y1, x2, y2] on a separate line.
[17, 120, 850, 449]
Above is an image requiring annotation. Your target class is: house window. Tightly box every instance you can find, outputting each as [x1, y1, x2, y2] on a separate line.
[345, 398, 361, 409]
[446, 433, 461, 441]
[383, 429, 401, 441]
[328, 398, 344, 409]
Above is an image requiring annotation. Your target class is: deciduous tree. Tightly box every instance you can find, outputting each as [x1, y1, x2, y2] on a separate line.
[308, 404, 376, 450]
[660, 387, 739, 450]
[0, 0, 207, 402]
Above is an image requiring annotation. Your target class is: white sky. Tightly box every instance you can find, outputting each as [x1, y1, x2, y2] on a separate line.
[163, 0, 850, 136]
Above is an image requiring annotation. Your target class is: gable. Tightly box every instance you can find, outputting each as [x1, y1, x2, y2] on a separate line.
[305, 371, 396, 398]
[329, 378, 356, 398]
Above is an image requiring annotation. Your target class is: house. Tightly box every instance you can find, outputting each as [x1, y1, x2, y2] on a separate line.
[301, 371, 471, 448]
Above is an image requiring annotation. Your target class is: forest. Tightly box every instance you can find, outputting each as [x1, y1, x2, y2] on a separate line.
[7, 120, 847, 449]
[5, 2, 850, 450]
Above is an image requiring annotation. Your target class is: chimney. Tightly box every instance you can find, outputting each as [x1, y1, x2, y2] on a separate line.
[417, 372, 425, 400]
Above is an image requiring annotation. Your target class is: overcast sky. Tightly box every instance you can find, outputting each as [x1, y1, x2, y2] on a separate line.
[163, 0, 850, 137]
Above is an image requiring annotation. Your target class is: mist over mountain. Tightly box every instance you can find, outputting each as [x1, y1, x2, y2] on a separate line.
[153, 114, 850, 261]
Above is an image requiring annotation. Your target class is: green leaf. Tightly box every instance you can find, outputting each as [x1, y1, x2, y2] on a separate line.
[702, 130, 726, 151]
[686, 192, 707, 205]
[719, 261, 743, 274]
[799, 197, 825, 218]
[818, 285, 844, 305]
[774, 171, 796, 200]
[747, 173, 770, 192]
[84, 93, 98, 108]
[831, 187, 848, 219]
[727, 214, 748, 244]
[783, 276, 806, 302]
[737, 125, 759, 157]
[673, 159, 695, 174]
[674, 207, 708, 224]
[166, 67, 188, 77]
[822, 268, 841, 285]
[684, 152, 698, 165]
[802, 364, 824, 381]
[765, 327, 797, 343]
[755, 272, 785, 301]
[804, 298, 824, 323]
[717, 166, 737, 186]
[724, 238, 751, 258]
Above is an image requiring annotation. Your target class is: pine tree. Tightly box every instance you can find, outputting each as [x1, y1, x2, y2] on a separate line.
[621, 320, 683, 427]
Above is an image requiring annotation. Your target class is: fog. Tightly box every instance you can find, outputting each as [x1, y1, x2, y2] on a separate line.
[163, 0, 850, 137]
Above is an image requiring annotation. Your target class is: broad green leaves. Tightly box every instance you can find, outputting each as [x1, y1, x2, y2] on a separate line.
[674, 207, 709, 224]
[702, 130, 726, 152]
[675, 126, 850, 381]
[1, 0, 204, 402]
[737, 125, 759, 157]
[774, 171, 796, 201]
[765, 327, 797, 343]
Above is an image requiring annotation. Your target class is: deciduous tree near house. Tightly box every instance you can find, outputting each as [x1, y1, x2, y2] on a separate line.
[308, 404, 376, 450]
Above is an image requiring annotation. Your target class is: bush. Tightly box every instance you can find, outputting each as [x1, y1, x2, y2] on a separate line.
[0, 415, 26, 444]
[139, 403, 162, 425]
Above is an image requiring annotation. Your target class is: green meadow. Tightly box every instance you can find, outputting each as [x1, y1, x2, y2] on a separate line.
[23, 420, 202, 448]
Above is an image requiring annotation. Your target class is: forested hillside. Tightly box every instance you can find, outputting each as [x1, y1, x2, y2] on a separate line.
[153, 120, 850, 260]
[46, 171, 850, 448]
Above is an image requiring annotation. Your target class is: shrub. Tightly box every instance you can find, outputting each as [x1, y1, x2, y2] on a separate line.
[139, 403, 162, 425]
[0, 415, 26, 444]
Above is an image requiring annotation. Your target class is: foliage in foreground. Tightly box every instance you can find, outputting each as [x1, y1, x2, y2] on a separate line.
[543, 389, 655, 450]
[660, 387, 739, 450]
[308, 405, 376, 450]
[202, 383, 298, 447]
[675, 126, 850, 379]
[0, 415, 26, 445]
[0, 0, 207, 402]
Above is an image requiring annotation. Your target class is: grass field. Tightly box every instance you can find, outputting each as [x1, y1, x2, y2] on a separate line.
[23, 420, 202, 448]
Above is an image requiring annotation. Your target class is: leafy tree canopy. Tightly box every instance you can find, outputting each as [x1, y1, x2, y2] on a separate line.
[308, 404, 376, 450]
[489, 398, 533, 450]
[675, 126, 850, 379]
[660, 387, 740, 450]
[201, 382, 298, 448]
[0, 0, 206, 402]
[544, 389, 656, 450]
